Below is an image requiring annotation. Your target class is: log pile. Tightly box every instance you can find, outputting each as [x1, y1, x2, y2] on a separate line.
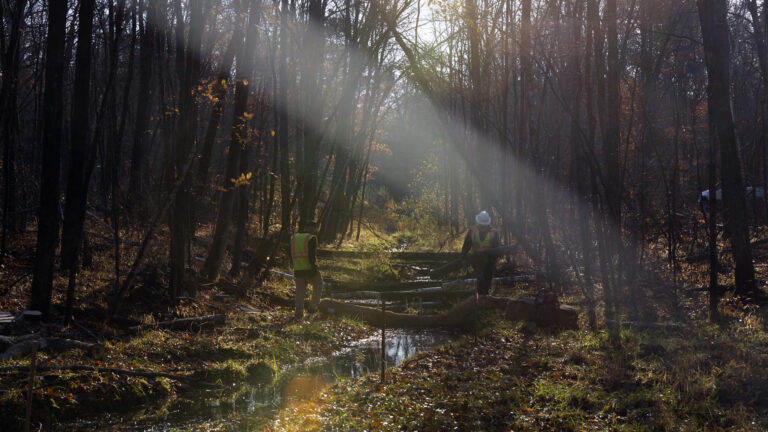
[319, 295, 578, 329]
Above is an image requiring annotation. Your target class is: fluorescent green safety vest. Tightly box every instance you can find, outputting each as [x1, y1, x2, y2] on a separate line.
[291, 233, 316, 271]
[471, 227, 492, 252]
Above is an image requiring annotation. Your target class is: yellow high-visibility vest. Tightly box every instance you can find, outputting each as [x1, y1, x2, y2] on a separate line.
[291, 233, 316, 271]
[472, 227, 492, 252]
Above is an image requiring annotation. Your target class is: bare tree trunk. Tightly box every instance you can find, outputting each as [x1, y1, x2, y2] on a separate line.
[277, 0, 293, 237]
[127, 0, 157, 211]
[0, 0, 27, 260]
[169, 0, 205, 298]
[297, 0, 325, 227]
[61, 0, 96, 322]
[30, 0, 68, 317]
[204, 0, 259, 281]
[698, 0, 760, 301]
[708, 115, 720, 320]
[193, 7, 245, 205]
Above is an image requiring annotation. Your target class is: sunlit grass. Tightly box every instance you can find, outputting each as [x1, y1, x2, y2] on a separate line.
[314, 310, 768, 432]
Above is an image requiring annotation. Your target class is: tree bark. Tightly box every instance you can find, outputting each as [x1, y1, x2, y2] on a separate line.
[127, 0, 158, 210]
[0, 0, 27, 259]
[60, 0, 96, 323]
[297, 0, 325, 227]
[204, 0, 259, 281]
[169, 0, 205, 298]
[697, 0, 760, 300]
[30, 0, 68, 317]
[193, 4, 245, 206]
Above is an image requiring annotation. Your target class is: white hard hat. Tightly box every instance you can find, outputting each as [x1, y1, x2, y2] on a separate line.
[475, 211, 491, 226]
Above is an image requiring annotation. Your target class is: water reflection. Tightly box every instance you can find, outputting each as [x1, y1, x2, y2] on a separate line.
[72, 329, 457, 431]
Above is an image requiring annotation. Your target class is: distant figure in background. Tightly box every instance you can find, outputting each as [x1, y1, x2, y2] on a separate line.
[462, 211, 501, 299]
[290, 221, 323, 319]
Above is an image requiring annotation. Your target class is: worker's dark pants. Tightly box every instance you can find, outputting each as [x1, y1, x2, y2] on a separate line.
[295, 273, 323, 319]
[472, 260, 496, 295]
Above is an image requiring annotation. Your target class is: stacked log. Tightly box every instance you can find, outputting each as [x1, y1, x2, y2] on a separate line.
[319, 295, 578, 329]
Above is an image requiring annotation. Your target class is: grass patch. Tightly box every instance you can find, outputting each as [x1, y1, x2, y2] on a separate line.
[316, 315, 768, 432]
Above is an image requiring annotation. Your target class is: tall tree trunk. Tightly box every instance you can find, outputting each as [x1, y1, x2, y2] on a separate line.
[169, 0, 205, 298]
[61, 0, 96, 321]
[465, 0, 487, 207]
[30, 0, 68, 316]
[61, 0, 96, 273]
[697, 0, 760, 300]
[298, 0, 326, 228]
[127, 0, 157, 211]
[204, 0, 259, 281]
[0, 0, 28, 260]
[277, 0, 293, 237]
[193, 5, 245, 206]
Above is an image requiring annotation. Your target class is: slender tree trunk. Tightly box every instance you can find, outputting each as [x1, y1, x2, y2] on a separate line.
[30, 0, 68, 317]
[298, 0, 326, 228]
[61, 0, 96, 322]
[0, 0, 27, 260]
[277, 0, 293, 236]
[61, 0, 96, 272]
[169, 0, 205, 298]
[193, 7, 245, 204]
[127, 0, 157, 211]
[698, 0, 760, 300]
[204, 0, 259, 281]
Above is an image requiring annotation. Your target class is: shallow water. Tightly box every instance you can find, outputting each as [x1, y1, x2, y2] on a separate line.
[70, 328, 459, 431]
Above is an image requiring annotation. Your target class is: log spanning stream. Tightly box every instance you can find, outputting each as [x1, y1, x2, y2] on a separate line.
[69, 329, 460, 431]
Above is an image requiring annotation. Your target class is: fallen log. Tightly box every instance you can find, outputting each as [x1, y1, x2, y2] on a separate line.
[430, 258, 467, 278]
[441, 275, 537, 289]
[0, 340, 40, 360]
[317, 250, 461, 261]
[269, 269, 295, 280]
[251, 291, 294, 307]
[0, 336, 105, 361]
[343, 301, 443, 312]
[330, 287, 474, 301]
[86, 231, 141, 247]
[128, 314, 226, 333]
[0, 364, 190, 380]
[430, 245, 520, 278]
[325, 279, 444, 292]
[319, 295, 578, 329]
[605, 319, 685, 330]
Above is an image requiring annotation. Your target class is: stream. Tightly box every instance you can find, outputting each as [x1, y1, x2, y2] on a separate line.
[70, 328, 459, 431]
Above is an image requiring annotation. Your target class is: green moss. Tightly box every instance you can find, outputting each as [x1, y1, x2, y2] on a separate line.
[246, 361, 276, 383]
[192, 360, 248, 383]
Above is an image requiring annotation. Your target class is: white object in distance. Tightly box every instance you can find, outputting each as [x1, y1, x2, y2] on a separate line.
[475, 211, 491, 226]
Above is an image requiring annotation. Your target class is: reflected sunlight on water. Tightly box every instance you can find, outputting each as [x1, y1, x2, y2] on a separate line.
[270, 374, 329, 431]
[283, 374, 328, 404]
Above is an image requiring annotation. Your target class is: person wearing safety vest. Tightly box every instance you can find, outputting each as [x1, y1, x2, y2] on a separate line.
[290, 221, 323, 319]
[461, 211, 501, 297]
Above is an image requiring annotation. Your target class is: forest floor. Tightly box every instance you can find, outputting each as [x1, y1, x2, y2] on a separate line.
[0, 220, 380, 430]
[1, 215, 768, 430]
[313, 313, 768, 431]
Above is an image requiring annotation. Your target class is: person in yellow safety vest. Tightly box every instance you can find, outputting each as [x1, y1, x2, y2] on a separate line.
[461, 211, 501, 297]
[290, 221, 323, 319]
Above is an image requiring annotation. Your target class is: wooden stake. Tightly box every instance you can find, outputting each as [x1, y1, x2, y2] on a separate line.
[380, 299, 385, 383]
[24, 341, 39, 432]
